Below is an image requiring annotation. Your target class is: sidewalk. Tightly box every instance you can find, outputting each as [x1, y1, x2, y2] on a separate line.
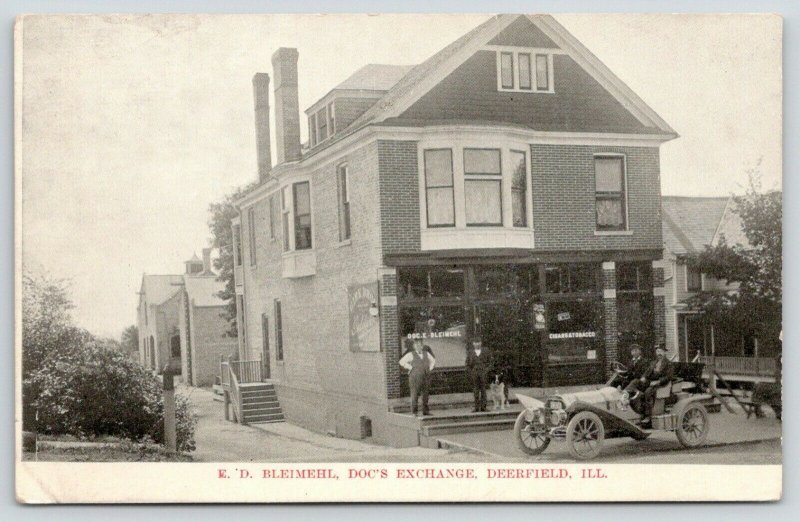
[185, 386, 495, 462]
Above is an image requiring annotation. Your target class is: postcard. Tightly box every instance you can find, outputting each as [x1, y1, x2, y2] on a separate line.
[15, 13, 782, 503]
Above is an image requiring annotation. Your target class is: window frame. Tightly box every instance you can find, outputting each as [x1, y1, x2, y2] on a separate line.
[281, 186, 291, 252]
[308, 113, 317, 147]
[463, 148, 503, 227]
[495, 48, 554, 93]
[510, 149, 528, 228]
[686, 264, 703, 292]
[337, 163, 351, 241]
[593, 153, 629, 232]
[423, 148, 456, 228]
[292, 181, 313, 251]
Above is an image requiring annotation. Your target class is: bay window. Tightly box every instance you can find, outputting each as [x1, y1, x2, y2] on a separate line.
[424, 149, 455, 227]
[463, 149, 502, 226]
[510, 150, 527, 227]
[281, 186, 290, 252]
[293, 181, 312, 250]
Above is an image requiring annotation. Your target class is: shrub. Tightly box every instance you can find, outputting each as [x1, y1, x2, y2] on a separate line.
[25, 340, 197, 452]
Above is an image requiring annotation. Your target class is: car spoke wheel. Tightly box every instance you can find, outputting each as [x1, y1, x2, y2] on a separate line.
[675, 403, 709, 448]
[566, 411, 605, 460]
[514, 411, 550, 455]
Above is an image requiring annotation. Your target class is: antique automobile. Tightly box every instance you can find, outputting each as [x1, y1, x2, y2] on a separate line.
[513, 362, 712, 459]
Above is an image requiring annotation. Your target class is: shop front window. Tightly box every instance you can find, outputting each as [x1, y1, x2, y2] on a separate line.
[398, 267, 464, 300]
[400, 305, 467, 368]
[544, 264, 599, 294]
[546, 300, 601, 364]
[617, 262, 652, 291]
[474, 264, 538, 299]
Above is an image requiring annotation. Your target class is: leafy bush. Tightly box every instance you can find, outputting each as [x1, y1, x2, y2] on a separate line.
[26, 340, 197, 452]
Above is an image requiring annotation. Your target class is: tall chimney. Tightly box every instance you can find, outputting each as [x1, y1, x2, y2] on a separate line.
[201, 248, 212, 275]
[271, 47, 301, 164]
[252, 73, 272, 182]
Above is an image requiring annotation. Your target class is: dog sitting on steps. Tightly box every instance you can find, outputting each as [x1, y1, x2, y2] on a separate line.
[488, 373, 510, 410]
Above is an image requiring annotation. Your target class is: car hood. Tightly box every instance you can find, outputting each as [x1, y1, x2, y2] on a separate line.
[556, 386, 623, 408]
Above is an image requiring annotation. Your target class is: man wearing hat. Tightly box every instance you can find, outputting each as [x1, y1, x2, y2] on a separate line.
[635, 345, 674, 423]
[610, 344, 650, 389]
[466, 337, 491, 412]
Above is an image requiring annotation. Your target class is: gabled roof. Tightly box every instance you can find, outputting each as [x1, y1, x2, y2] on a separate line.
[662, 196, 730, 255]
[141, 274, 184, 306]
[712, 198, 748, 247]
[334, 64, 416, 92]
[183, 275, 228, 307]
[344, 13, 677, 137]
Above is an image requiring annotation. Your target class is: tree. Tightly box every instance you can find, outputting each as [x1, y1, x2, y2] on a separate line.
[120, 325, 139, 358]
[684, 169, 782, 352]
[207, 183, 256, 337]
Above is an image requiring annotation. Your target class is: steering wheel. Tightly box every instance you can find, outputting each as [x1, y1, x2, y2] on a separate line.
[610, 361, 628, 374]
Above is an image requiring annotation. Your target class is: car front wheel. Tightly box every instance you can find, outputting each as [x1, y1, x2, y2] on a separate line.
[514, 411, 550, 455]
[566, 411, 605, 460]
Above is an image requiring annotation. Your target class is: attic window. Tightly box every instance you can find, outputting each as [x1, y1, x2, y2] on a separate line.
[308, 102, 335, 148]
[496, 49, 553, 93]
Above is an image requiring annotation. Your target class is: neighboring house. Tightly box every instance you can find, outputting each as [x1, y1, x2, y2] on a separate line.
[137, 249, 238, 386]
[232, 14, 677, 445]
[661, 196, 777, 381]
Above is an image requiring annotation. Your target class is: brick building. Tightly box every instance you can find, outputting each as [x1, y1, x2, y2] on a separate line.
[137, 249, 238, 386]
[232, 14, 677, 445]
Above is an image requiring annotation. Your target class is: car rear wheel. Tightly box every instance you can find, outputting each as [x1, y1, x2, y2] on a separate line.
[675, 402, 709, 448]
[566, 411, 605, 460]
[514, 411, 550, 455]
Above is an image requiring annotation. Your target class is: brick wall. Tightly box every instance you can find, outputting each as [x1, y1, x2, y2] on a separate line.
[531, 144, 663, 252]
[602, 262, 618, 374]
[377, 140, 421, 255]
[239, 140, 390, 437]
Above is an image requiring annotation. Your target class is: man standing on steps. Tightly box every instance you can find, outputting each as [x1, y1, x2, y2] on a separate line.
[399, 337, 436, 417]
[466, 337, 491, 413]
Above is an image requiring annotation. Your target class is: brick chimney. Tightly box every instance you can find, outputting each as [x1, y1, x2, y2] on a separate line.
[252, 73, 272, 182]
[201, 248, 213, 275]
[271, 47, 301, 164]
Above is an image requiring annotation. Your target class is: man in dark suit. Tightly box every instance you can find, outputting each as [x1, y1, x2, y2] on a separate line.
[610, 344, 650, 389]
[465, 337, 491, 412]
[636, 346, 674, 423]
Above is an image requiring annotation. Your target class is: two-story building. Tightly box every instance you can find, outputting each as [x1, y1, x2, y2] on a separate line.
[232, 14, 677, 445]
[661, 195, 778, 382]
[137, 249, 238, 386]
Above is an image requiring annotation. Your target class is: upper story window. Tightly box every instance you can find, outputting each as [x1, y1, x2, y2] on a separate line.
[496, 49, 553, 93]
[308, 102, 335, 148]
[281, 186, 291, 252]
[594, 155, 628, 232]
[247, 207, 257, 266]
[464, 149, 503, 226]
[423, 149, 456, 227]
[337, 164, 351, 241]
[293, 181, 312, 250]
[268, 194, 279, 241]
[686, 265, 703, 292]
[420, 142, 531, 231]
[232, 224, 242, 267]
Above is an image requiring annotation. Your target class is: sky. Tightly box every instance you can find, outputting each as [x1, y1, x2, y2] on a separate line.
[19, 13, 782, 338]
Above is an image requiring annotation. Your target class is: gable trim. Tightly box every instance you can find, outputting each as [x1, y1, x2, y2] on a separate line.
[532, 14, 677, 136]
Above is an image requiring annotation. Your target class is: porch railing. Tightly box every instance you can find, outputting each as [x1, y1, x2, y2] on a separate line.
[698, 356, 776, 377]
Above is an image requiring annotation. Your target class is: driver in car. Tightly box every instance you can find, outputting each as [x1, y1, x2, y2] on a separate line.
[610, 344, 650, 389]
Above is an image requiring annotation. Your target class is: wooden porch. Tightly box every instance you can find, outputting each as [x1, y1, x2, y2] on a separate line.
[698, 356, 777, 383]
[219, 357, 284, 425]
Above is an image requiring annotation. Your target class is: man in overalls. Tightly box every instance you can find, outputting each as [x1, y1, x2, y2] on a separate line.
[399, 338, 436, 416]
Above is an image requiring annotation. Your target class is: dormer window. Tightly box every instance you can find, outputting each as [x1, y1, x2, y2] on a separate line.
[495, 49, 553, 93]
[308, 102, 335, 148]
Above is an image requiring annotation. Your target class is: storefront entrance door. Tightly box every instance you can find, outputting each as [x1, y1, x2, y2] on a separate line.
[474, 302, 541, 387]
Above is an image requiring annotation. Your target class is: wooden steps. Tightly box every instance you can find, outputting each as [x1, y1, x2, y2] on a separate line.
[238, 383, 284, 424]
